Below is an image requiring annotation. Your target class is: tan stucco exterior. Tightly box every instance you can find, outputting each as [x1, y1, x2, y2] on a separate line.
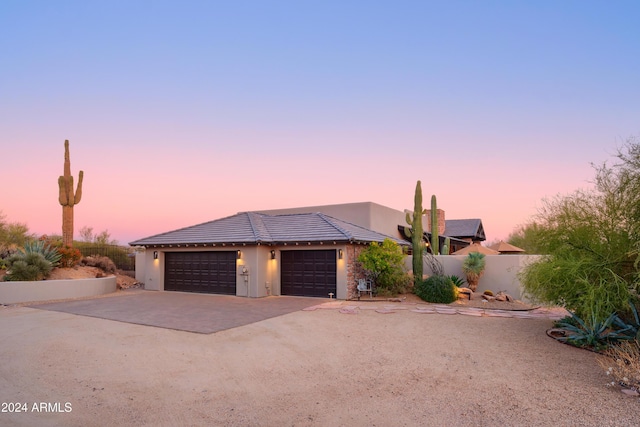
[136, 243, 351, 299]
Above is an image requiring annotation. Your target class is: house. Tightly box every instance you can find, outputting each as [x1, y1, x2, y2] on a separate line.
[130, 202, 484, 299]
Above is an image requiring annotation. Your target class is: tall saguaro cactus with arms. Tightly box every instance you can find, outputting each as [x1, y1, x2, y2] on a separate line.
[404, 180, 427, 285]
[58, 140, 84, 247]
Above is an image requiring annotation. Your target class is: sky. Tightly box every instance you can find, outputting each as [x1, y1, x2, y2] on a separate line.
[1, 1, 639, 246]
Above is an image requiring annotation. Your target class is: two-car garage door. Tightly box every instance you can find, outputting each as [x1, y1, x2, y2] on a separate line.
[164, 249, 337, 298]
[165, 251, 236, 294]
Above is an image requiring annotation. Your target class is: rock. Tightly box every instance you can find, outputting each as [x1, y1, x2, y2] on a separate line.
[482, 294, 496, 301]
[495, 291, 514, 302]
[621, 388, 639, 396]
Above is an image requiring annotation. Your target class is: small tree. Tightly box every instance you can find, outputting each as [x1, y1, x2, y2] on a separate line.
[0, 211, 32, 254]
[462, 252, 486, 292]
[357, 238, 409, 295]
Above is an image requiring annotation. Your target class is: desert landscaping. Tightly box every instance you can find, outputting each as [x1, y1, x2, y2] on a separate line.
[1, 282, 639, 426]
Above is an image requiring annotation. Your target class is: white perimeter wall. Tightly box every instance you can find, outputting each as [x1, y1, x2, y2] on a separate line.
[409, 254, 541, 302]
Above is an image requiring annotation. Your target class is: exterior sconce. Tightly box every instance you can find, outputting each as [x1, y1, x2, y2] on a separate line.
[153, 251, 159, 260]
[338, 249, 343, 259]
[270, 250, 276, 260]
[237, 250, 242, 259]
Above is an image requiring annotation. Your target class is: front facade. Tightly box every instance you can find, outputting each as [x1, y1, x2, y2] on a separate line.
[131, 206, 409, 299]
[130, 202, 483, 299]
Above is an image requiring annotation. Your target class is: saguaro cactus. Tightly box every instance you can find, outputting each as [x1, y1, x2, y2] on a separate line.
[404, 180, 426, 284]
[58, 140, 84, 247]
[442, 237, 451, 255]
[430, 195, 439, 255]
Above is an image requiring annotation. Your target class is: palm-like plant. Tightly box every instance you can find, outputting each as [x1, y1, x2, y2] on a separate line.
[462, 252, 486, 292]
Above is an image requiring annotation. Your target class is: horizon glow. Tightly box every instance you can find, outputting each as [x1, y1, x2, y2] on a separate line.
[1, 1, 637, 245]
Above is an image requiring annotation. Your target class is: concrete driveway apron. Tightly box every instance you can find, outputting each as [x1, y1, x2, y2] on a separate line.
[29, 291, 321, 334]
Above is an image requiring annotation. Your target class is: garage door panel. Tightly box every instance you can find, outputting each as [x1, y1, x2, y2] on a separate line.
[165, 251, 236, 294]
[281, 250, 336, 297]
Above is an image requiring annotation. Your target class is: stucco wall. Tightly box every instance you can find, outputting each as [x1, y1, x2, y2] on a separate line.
[407, 254, 541, 302]
[0, 276, 117, 305]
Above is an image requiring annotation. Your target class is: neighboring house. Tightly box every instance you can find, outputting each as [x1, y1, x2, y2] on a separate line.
[130, 202, 484, 299]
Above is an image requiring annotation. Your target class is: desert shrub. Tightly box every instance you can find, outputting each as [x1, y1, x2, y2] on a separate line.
[375, 269, 412, 297]
[79, 255, 116, 273]
[4, 252, 53, 281]
[597, 339, 640, 391]
[415, 275, 458, 304]
[519, 141, 640, 325]
[57, 245, 82, 268]
[358, 238, 409, 296]
[522, 258, 631, 324]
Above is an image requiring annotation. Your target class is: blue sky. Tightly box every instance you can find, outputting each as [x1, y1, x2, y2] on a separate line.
[1, 1, 639, 244]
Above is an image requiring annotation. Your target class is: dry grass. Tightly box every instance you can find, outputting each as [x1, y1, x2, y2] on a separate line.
[597, 340, 640, 390]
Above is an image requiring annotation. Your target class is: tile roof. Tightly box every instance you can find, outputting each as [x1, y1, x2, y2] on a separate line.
[129, 212, 408, 247]
[443, 219, 486, 241]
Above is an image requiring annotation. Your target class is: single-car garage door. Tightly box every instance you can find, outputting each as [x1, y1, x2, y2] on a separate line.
[165, 251, 236, 294]
[281, 250, 337, 297]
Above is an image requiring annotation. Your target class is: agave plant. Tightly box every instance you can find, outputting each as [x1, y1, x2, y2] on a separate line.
[462, 252, 486, 292]
[21, 240, 62, 267]
[447, 274, 466, 287]
[555, 308, 639, 350]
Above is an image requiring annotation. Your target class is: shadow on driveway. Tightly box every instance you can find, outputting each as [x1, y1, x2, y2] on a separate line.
[29, 291, 322, 334]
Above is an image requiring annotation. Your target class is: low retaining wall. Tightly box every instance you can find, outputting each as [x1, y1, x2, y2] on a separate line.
[0, 276, 117, 305]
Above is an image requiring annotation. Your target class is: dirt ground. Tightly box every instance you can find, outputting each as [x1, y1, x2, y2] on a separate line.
[1, 267, 638, 425]
[1, 294, 639, 426]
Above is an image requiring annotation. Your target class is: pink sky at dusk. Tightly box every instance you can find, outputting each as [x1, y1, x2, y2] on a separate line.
[2, 2, 638, 245]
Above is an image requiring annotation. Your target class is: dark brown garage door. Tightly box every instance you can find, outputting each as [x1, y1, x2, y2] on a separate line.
[281, 250, 337, 297]
[165, 251, 236, 294]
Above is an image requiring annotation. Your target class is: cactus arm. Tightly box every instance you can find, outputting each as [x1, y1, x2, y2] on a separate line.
[74, 170, 84, 204]
[442, 237, 451, 255]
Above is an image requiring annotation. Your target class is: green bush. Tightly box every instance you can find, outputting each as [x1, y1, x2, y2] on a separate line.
[376, 268, 412, 297]
[415, 275, 458, 304]
[357, 238, 409, 296]
[519, 141, 640, 325]
[4, 252, 53, 281]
